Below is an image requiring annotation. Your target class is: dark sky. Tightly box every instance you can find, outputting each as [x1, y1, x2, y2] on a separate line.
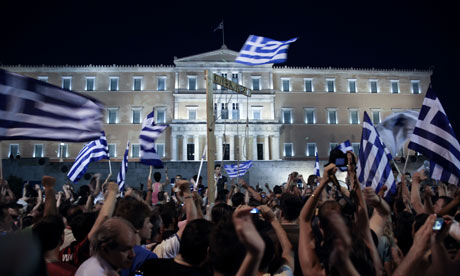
[1, 0, 460, 135]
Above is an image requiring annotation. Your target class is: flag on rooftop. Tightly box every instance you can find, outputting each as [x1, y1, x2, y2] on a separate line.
[357, 112, 396, 197]
[214, 21, 223, 32]
[117, 141, 129, 193]
[224, 160, 253, 178]
[315, 152, 320, 179]
[139, 109, 168, 168]
[67, 132, 109, 183]
[408, 87, 460, 185]
[376, 110, 419, 157]
[235, 35, 298, 65]
[336, 140, 353, 153]
[0, 69, 104, 142]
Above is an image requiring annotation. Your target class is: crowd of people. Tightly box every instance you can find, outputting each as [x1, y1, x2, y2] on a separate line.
[1, 152, 460, 276]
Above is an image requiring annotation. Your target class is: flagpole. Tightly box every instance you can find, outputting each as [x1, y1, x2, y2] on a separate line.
[196, 145, 207, 190]
[108, 159, 112, 176]
[222, 20, 225, 46]
[403, 149, 412, 173]
[148, 166, 153, 181]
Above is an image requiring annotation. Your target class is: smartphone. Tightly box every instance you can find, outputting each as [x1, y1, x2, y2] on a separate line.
[250, 208, 259, 214]
[433, 217, 444, 230]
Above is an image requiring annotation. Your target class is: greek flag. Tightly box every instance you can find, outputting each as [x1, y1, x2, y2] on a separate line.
[315, 152, 320, 178]
[0, 69, 104, 142]
[214, 21, 223, 32]
[235, 35, 298, 65]
[117, 141, 129, 193]
[139, 110, 168, 168]
[67, 132, 109, 183]
[357, 112, 396, 197]
[336, 140, 353, 153]
[224, 160, 253, 178]
[408, 87, 460, 185]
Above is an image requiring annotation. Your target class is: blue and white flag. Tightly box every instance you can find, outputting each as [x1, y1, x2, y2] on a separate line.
[315, 152, 320, 179]
[224, 160, 253, 178]
[0, 69, 104, 142]
[67, 132, 109, 183]
[139, 110, 168, 168]
[408, 87, 460, 185]
[357, 112, 396, 197]
[117, 141, 129, 193]
[235, 35, 298, 65]
[336, 140, 353, 153]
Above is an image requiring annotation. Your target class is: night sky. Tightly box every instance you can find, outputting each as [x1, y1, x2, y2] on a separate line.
[1, 0, 459, 136]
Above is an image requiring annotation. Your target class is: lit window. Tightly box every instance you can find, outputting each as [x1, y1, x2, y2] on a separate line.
[306, 143, 317, 157]
[372, 110, 381, 124]
[62, 77, 72, 90]
[132, 108, 142, 124]
[284, 143, 293, 157]
[411, 80, 420, 94]
[157, 108, 166, 124]
[370, 79, 378, 93]
[348, 79, 357, 93]
[281, 78, 290, 92]
[305, 78, 313, 92]
[187, 106, 197, 120]
[328, 109, 337, 124]
[131, 144, 140, 158]
[326, 79, 335, 92]
[251, 106, 262, 120]
[9, 144, 19, 158]
[107, 108, 118, 124]
[108, 144, 116, 158]
[34, 144, 43, 158]
[157, 76, 166, 91]
[391, 80, 399, 94]
[352, 143, 360, 155]
[232, 103, 239, 120]
[282, 108, 293, 124]
[133, 77, 143, 91]
[349, 109, 359, 124]
[252, 76, 261, 91]
[188, 76, 197, 91]
[221, 103, 228, 120]
[57, 143, 69, 158]
[232, 73, 239, 84]
[156, 143, 165, 158]
[109, 77, 119, 91]
[85, 77, 95, 91]
[38, 76, 48, 83]
[329, 143, 339, 152]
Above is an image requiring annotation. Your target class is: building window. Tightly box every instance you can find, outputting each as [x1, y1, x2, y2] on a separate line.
[57, 143, 69, 158]
[372, 110, 381, 124]
[282, 108, 293, 124]
[232, 103, 239, 120]
[109, 77, 119, 91]
[33, 144, 44, 158]
[281, 78, 290, 92]
[157, 76, 166, 91]
[284, 143, 293, 157]
[62, 77, 72, 90]
[327, 109, 337, 124]
[85, 77, 95, 91]
[107, 108, 118, 124]
[349, 109, 359, 124]
[38, 76, 48, 83]
[232, 73, 239, 84]
[251, 106, 262, 120]
[304, 78, 313, 92]
[352, 143, 360, 154]
[157, 108, 166, 124]
[370, 79, 378, 93]
[326, 79, 335, 92]
[348, 79, 357, 93]
[306, 143, 317, 157]
[221, 103, 228, 120]
[219, 73, 228, 91]
[223, 144, 230, 160]
[187, 106, 197, 120]
[156, 143, 165, 158]
[257, 144, 263, 160]
[329, 143, 339, 152]
[305, 108, 316, 124]
[391, 80, 399, 94]
[9, 144, 19, 158]
[188, 76, 197, 91]
[131, 144, 140, 158]
[251, 76, 261, 91]
[411, 80, 420, 94]
[133, 77, 143, 91]
[108, 144, 116, 158]
[132, 108, 142, 124]
[187, 144, 195, 160]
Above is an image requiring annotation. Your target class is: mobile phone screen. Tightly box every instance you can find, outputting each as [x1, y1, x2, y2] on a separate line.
[433, 218, 444, 230]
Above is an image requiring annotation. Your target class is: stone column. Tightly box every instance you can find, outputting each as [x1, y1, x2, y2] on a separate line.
[182, 135, 188, 161]
[229, 135, 235, 160]
[175, 72, 179, 90]
[194, 135, 200, 161]
[264, 135, 270, 160]
[252, 136, 258, 160]
[171, 135, 178, 161]
[238, 135, 245, 160]
[271, 135, 280, 160]
[217, 136, 223, 161]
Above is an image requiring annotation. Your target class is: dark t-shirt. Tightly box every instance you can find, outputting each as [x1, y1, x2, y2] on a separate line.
[59, 236, 90, 268]
[139, 258, 210, 276]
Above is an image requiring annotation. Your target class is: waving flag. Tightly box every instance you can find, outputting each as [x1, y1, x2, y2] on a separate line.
[0, 69, 104, 142]
[139, 109, 168, 168]
[336, 140, 353, 153]
[67, 132, 109, 183]
[357, 112, 396, 197]
[408, 87, 460, 185]
[224, 160, 253, 178]
[235, 35, 297, 65]
[117, 141, 129, 193]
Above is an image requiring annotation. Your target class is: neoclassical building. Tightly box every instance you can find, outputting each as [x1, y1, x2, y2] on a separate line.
[1, 46, 431, 163]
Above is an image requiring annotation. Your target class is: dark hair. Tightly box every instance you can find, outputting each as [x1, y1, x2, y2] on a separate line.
[210, 222, 246, 275]
[149, 211, 163, 240]
[280, 193, 303, 221]
[307, 175, 317, 185]
[69, 212, 98, 241]
[214, 164, 221, 169]
[159, 202, 178, 229]
[216, 189, 229, 203]
[394, 211, 415, 255]
[318, 201, 341, 230]
[273, 185, 282, 195]
[32, 215, 65, 252]
[153, 172, 161, 182]
[211, 203, 233, 224]
[413, 213, 429, 234]
[157, 191, 165, 202]
[114, 196, 152, 230]
[231, 192, 245, 207]
[180, 219, 214, 266]
[78, 185, 90, 197]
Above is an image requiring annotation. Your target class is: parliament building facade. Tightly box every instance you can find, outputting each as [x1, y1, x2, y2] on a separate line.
[1, 47, 431, 163]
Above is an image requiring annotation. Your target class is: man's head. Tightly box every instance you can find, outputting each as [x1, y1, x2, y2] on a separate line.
[179, 219, 214, 266]
[215, 164, 222, 176]
[153, 172, 161, 182]
[32, 215, 65, 252]
[231, 192, 245, 207]
[91, 218, 136, 269]
[280, 193, 303, 222]
[114, 197, 153, 240]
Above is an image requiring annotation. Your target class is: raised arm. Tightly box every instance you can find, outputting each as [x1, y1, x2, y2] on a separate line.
[145, 178, 153, 206]
[240, 179, 262, 202]
[410, 171, 426, 215]
[42, 176, 57, 217]
[88, 182, 118, 240]
[364, 187, 391, 239]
